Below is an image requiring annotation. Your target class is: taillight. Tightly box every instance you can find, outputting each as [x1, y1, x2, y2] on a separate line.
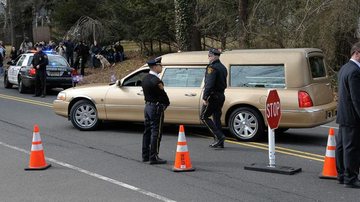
[298, 91, 313, 108]
[71, 68, 77, 75]
[28, 68, 36, 76]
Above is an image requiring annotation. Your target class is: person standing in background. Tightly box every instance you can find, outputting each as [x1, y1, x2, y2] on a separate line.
[32, 44, 48, 98]
[9, 46, 18, 62]
[0, 41, 5, 76]
[64, 37, 75, 66]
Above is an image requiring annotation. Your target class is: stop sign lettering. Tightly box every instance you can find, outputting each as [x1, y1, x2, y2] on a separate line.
[266, 101, 280, 118]
[266, 90, 281, 129]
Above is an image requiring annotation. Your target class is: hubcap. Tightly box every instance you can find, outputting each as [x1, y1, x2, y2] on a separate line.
[233, 111, 258, 139]
[74, 104, 97, 128]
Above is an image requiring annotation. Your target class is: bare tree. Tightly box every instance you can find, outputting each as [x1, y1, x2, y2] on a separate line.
[66, 16, 105, 43]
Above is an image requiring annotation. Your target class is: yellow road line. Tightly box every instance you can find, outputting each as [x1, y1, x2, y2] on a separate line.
[249, 142, 324, 159]
[0, 94, 52, 108]
[194, 134, 324, 162]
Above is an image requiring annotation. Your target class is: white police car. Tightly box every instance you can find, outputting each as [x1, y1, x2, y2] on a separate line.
[4, 51, 75, 93]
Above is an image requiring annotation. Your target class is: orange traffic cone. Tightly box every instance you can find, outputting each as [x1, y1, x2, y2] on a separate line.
[25, 125, 51, 171]
[319, 128, 337, 179]
[173, 125, 195, 172]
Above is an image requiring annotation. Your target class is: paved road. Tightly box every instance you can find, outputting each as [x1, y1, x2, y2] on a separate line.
[0, 81, 358, 202]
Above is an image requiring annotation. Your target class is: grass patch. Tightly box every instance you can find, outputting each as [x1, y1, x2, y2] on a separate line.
[79, 51, 148, 85]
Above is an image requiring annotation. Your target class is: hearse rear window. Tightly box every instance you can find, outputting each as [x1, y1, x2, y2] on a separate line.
[309, 56, 326, 78]
[230, 65, 285, 88]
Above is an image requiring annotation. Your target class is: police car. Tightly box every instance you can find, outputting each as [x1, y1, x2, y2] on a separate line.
[4, 51, 74, 93]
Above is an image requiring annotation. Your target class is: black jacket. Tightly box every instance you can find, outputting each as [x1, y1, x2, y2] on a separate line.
[203, 59, 227, 100]
[32, 51, 49, 72]
[142, 74, 170, 106]
[336, 60, 360, 127]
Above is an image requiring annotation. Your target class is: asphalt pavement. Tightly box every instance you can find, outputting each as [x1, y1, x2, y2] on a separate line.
[0, 79, 359, 202]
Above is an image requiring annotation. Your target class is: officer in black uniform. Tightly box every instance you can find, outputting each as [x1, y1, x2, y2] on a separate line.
[200, 48, 228, 148]
[141, 57, 170, 164]
[32, 44, 48, 98]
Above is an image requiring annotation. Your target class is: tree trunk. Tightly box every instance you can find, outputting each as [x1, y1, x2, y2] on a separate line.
[150, 40, 154, 55]
[191, 28, 201, 51]
[174, 0, 195, 51]
[158, 40, 162, 53]
[238, 0, 249, 49]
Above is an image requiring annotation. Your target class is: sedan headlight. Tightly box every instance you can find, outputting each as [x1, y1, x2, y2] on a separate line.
[56, 92, 66, 101]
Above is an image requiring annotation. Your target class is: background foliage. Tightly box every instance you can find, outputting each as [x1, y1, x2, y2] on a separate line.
[3, 0, 360, 70]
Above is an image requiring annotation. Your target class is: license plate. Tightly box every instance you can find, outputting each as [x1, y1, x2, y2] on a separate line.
[325, 109, 336, 119]
[48, 71, 60, 76]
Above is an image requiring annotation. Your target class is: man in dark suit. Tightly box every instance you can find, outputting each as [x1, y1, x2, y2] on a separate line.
[141, 57, 170, 164]
[336, 42, 360, 188]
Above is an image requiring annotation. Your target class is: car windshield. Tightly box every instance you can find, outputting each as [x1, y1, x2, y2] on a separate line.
[27, 55, 69, 67]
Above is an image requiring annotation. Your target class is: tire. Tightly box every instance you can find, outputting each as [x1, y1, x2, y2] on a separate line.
[228, 107, 265, 141]
[4, 74, 13, 89]
[18, 78, 27, 94]
[70, 100, 100, 131]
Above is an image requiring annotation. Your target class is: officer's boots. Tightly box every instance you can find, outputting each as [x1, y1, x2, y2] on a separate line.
[209, 136, 225, 148]
[149, 155, 167, 165]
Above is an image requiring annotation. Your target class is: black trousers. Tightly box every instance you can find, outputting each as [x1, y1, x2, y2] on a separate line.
[74, 56, 87, 76]
[34, 71, 46, 96]
[335, 126, 360, 184]
[66, 53, 74, 66]
[142, 103, 165, 160]
[200, 93, 225, 140]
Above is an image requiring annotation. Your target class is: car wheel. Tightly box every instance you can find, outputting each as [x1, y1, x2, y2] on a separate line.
[18, 78, 27, 94]
[4, 74, 13, 89]
[228, 107, 265, 141]
[70, 100, 100, 131]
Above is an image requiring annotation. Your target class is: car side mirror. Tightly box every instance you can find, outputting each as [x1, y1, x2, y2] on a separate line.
[116, 80, 122, 87]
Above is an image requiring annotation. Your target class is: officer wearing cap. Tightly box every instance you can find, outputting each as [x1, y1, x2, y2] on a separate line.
[141, 57, 170, 164]
[200, 48, 227, 148]
[32, 44, 48, 97]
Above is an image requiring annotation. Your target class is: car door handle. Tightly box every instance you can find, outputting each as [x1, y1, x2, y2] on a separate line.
[185, 93, 197, 96]
[137, 92, 144, 96]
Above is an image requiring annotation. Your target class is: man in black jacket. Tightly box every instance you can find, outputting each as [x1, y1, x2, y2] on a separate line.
[32, 44, 48, 98]
[200, 48, 228, 148]
[336, 42, 360, 188]
[141, 57, 170, 164]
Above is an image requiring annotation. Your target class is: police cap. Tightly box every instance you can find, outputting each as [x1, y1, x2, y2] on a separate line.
[209, 48, 221, 56]
[147, 57, 162, 67]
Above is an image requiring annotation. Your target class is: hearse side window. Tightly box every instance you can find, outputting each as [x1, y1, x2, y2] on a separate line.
[122, 69, 149, 86]
[309, 56, 326, 78]
[230, 65, 285, 88]
[162, 68, 205, 87]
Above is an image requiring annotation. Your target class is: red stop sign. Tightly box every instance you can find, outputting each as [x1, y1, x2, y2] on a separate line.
[266, 89, 281, 129]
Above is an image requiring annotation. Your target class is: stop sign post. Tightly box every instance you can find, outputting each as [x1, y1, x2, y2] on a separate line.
[244, 89, 301, 175]
[266, 89, 281, 167]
